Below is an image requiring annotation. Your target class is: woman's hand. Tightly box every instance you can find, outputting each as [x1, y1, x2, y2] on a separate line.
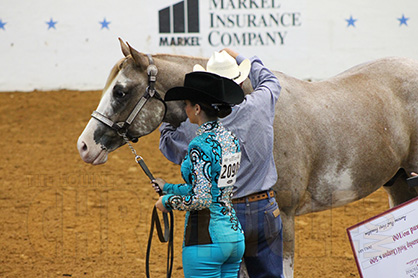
[155, 196, 169, 213]
[411, 172, 418, 177]
[151, 177, 166, 194]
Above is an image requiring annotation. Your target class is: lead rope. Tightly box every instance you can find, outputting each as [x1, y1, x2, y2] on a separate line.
[122, 134, 174, 278]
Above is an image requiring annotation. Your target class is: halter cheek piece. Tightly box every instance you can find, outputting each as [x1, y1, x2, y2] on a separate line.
[91, 54, 167, 143]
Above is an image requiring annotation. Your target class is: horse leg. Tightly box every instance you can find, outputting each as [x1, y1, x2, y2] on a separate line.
[281, 211, 295, 278]
[383, 168, 418, 207]
[238, 261, 249, 278]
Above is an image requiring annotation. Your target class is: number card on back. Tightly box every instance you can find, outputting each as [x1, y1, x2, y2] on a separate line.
[218, 152, 241, 188]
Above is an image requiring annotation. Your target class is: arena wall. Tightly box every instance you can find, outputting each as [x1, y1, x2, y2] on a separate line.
[1, 0, 416, 91]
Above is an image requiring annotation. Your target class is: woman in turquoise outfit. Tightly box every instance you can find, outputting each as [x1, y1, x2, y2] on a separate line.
[153, 71, 245, 278]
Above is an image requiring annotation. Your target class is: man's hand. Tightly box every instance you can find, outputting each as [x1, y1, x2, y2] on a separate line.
[221, 48, 239, 59]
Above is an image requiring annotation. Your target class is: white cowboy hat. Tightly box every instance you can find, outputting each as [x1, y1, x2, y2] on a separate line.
[193, 51, 251, 84]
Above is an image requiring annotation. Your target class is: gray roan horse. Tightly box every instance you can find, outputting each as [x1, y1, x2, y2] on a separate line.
[77, 38, 418, 278]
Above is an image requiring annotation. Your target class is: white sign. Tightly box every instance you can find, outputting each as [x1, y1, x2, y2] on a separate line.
[347, 197, 418, 278]
[217, 152, 241, 187]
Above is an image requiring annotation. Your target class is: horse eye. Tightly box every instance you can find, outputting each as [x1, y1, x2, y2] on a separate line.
[113, 87, 126, 98]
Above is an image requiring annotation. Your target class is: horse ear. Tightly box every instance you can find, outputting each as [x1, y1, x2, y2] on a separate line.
[126, 42, 148, 71]
[118, 37, 130, 57]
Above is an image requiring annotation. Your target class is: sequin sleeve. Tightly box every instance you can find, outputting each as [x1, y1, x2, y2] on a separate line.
[163, 183, 190, 195]
[162, 140, 213, 212]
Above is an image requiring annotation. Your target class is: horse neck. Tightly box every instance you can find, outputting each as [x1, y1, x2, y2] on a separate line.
[153, 54, 208, 127]
[151, 54, 255, 126]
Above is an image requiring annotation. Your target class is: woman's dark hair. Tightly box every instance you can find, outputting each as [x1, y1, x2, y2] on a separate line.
[190, 101, 232, 119]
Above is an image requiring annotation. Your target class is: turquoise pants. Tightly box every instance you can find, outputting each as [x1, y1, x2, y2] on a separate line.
[182, 240, 245, 278]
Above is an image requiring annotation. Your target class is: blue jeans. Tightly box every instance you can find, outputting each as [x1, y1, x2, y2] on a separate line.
[233, 194, 284, 278]
[182, 240, 245, 278]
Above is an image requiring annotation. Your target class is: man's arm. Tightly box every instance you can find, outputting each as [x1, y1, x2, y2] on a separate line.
[222, 47, 281, 104]
[240, 55, 281, 103]
[159, 119, 198, 165]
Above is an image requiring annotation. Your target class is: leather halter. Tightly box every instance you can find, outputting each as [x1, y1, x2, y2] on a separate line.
[91, 54, 166, 142]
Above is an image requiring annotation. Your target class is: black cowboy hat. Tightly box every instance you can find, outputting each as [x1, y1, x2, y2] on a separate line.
[164, 71, 244, 105]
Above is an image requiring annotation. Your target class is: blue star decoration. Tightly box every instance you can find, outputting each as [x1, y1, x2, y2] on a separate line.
[46, 18, 57, 29]
[398, 14, 409, 26]
[99, 18, 111, 29]
[0, 19, 6, 30]
[346, 15, 357, 27]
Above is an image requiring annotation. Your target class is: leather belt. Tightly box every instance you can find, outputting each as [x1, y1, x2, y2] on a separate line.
[232, 190, 275, 204]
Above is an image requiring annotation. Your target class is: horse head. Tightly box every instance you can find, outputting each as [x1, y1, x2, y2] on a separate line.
[77, 39, 172, 164]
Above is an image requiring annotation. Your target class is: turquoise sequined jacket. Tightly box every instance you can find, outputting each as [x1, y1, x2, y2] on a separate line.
[162, 120, 244, 246]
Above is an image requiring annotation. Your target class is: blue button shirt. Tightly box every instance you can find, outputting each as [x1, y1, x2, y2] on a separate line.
[159, 55, 281, 198]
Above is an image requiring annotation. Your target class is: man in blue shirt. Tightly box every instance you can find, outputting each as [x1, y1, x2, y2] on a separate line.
[159, 49, 284, 278]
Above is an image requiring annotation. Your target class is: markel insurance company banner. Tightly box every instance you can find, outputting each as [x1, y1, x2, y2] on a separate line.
[0, 0, 417, 91]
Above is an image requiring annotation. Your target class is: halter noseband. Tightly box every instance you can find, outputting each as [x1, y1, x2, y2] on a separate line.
[91, 54, 166, 142]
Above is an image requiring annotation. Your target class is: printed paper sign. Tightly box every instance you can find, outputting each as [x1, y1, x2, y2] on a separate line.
[347, 196, 418, 278]
[218, 152, 241, 188]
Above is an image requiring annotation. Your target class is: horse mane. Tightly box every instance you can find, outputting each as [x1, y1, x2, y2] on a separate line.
[153, 53, 209, 70]
[101, 54, 207, 97]
[102, 58, 127, 96]
[153, 53, 207, 62]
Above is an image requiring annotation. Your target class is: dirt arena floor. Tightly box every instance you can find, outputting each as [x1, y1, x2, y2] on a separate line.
[0, 90, 391, 277]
